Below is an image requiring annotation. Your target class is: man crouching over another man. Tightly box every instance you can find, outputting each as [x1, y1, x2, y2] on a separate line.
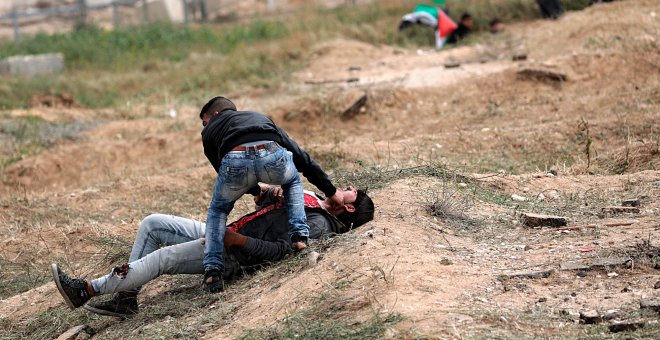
[51, 184, 374, 317]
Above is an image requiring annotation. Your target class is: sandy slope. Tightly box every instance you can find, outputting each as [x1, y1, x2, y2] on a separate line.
[1, 0, 659, 338]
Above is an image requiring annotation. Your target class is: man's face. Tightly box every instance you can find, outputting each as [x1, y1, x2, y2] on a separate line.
[339, 186, 358, 206]
[201, 111, 217, 128]
[463, 18, 474, 29]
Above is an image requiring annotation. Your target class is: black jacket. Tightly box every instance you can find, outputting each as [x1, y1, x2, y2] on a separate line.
[222, 191, 348, 279]
[446, 23, 471, 44]
[201, 109, 337, 198]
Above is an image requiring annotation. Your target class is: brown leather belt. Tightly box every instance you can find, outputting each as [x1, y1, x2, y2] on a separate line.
[231, 144, 268, 152]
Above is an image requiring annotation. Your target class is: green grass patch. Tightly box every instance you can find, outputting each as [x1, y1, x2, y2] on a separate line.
[0, 0, 594, 110]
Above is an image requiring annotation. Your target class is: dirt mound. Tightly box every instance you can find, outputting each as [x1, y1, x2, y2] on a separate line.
[29, 93, 82, 109]
[1, 1, 659, 338]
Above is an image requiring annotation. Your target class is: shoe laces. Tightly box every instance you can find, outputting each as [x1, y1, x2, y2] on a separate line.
[60, 272, 87, 288]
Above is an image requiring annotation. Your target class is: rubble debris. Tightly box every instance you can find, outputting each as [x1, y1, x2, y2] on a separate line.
[521, 213, 567, 228]
[511, 194, 527, 202]
[654, 281, 660, 289]
[340, 93, 368, 120]
[548, 166, 558, 176]
[640, 300, 660, 313]
[500, 269, 554, 280]
[517, 68, 567, 83]
[591, 257, 632, 269]
[579, 310, 602, 324]
[556, 224, 596, 231]
[444, 62, 461, 68]
[56, 325, 92, 340]
[622, 198, 640, 207]
[609, 321, 646, 333]
[0, 53, 64, 77]
[602, 206, 640, 214]
[512, 53, 527, 61]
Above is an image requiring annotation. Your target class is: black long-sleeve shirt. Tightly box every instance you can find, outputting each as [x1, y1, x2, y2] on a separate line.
[201, 109, 337, 198]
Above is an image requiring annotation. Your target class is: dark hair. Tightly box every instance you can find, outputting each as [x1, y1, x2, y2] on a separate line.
[489, 18, 501, 26]
[199, 96, 237, 119]
[337, 189, 375, 230]
[461, 12, 472, 21]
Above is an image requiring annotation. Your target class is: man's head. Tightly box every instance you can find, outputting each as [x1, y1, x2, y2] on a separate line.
[334, 187, 375, 230]
[489, 18, 504, 34]
[200, 96, 237, 127]
[460, 13, 474, 29]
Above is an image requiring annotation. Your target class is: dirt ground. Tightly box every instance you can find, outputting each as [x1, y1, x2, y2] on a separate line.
[0, 0, 658, 339]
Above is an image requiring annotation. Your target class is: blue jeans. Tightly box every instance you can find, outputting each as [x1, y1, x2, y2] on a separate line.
[203, 142, 308, 272]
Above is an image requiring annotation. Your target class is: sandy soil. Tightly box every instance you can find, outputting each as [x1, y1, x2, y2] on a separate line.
[0, 0, 658, 338]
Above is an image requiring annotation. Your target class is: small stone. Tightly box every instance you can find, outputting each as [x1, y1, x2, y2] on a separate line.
[57, 325, 90, 340]
[538, 297, 547, 303]
[548, 166, 558, 176]
[602, 206, 640, 214]
[621, 198, 640, 207]
[571, 292, 577, 297]
[307, 251, 321, 267]
[639, 300, 660, 312]
[609, 321, 645, 333]
[621, 287, 632, 293]
[521, 213, 567, 228]
[560, 261, 590, 271]
[654, 281, 660, 289]
[511, 194, 527, 202]
[577, 270, 588, 277]
[607, 272, 619, 278]
[458, 182, 468, 188]
[603, 309, 620, 321]
[364, 230, 374, 238]
[592, 257, 632, 269]
[500, 269, 554, 280]
[579, 310, 602, 324]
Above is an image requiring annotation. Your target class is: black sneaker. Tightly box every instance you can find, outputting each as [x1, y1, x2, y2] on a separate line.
[83, 292, 139, 317]
[50, 263, 91, 309]
[202, 269, 224, 293]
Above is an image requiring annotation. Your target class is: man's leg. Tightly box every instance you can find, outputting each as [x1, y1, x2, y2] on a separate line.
[84, 214, 205, 316]
[90, 239, 206, 296]
[203, 155, 255, 292]
[130, 214, 206, 262]
[257, 147, 309, 245]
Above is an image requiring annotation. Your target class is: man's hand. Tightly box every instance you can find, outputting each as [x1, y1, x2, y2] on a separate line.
[328, 191, 345, 209]
[253, 183, 271, 205]
[270, 187, 285, 204]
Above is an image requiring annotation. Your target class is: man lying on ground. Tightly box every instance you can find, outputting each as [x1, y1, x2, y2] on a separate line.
[50, 184, 374, 317]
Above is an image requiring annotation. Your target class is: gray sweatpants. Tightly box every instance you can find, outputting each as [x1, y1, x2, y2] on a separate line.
[90, 214, 290, 295]
[91, 214, 206, 295]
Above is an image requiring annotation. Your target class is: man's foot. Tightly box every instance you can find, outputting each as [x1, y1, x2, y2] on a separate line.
[290, 235, 308, 251]
[293, 241, 307, 251]
[202, 269, 224, 293]
[83, 292, 139, 318]
[50, 263, 92, 309]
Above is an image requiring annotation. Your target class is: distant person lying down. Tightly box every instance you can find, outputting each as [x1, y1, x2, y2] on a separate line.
[51, 184, 374, 317]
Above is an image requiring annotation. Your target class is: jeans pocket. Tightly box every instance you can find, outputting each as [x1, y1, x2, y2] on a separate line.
[263, 153, 289, 183]
[223, 165, 248, 191]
